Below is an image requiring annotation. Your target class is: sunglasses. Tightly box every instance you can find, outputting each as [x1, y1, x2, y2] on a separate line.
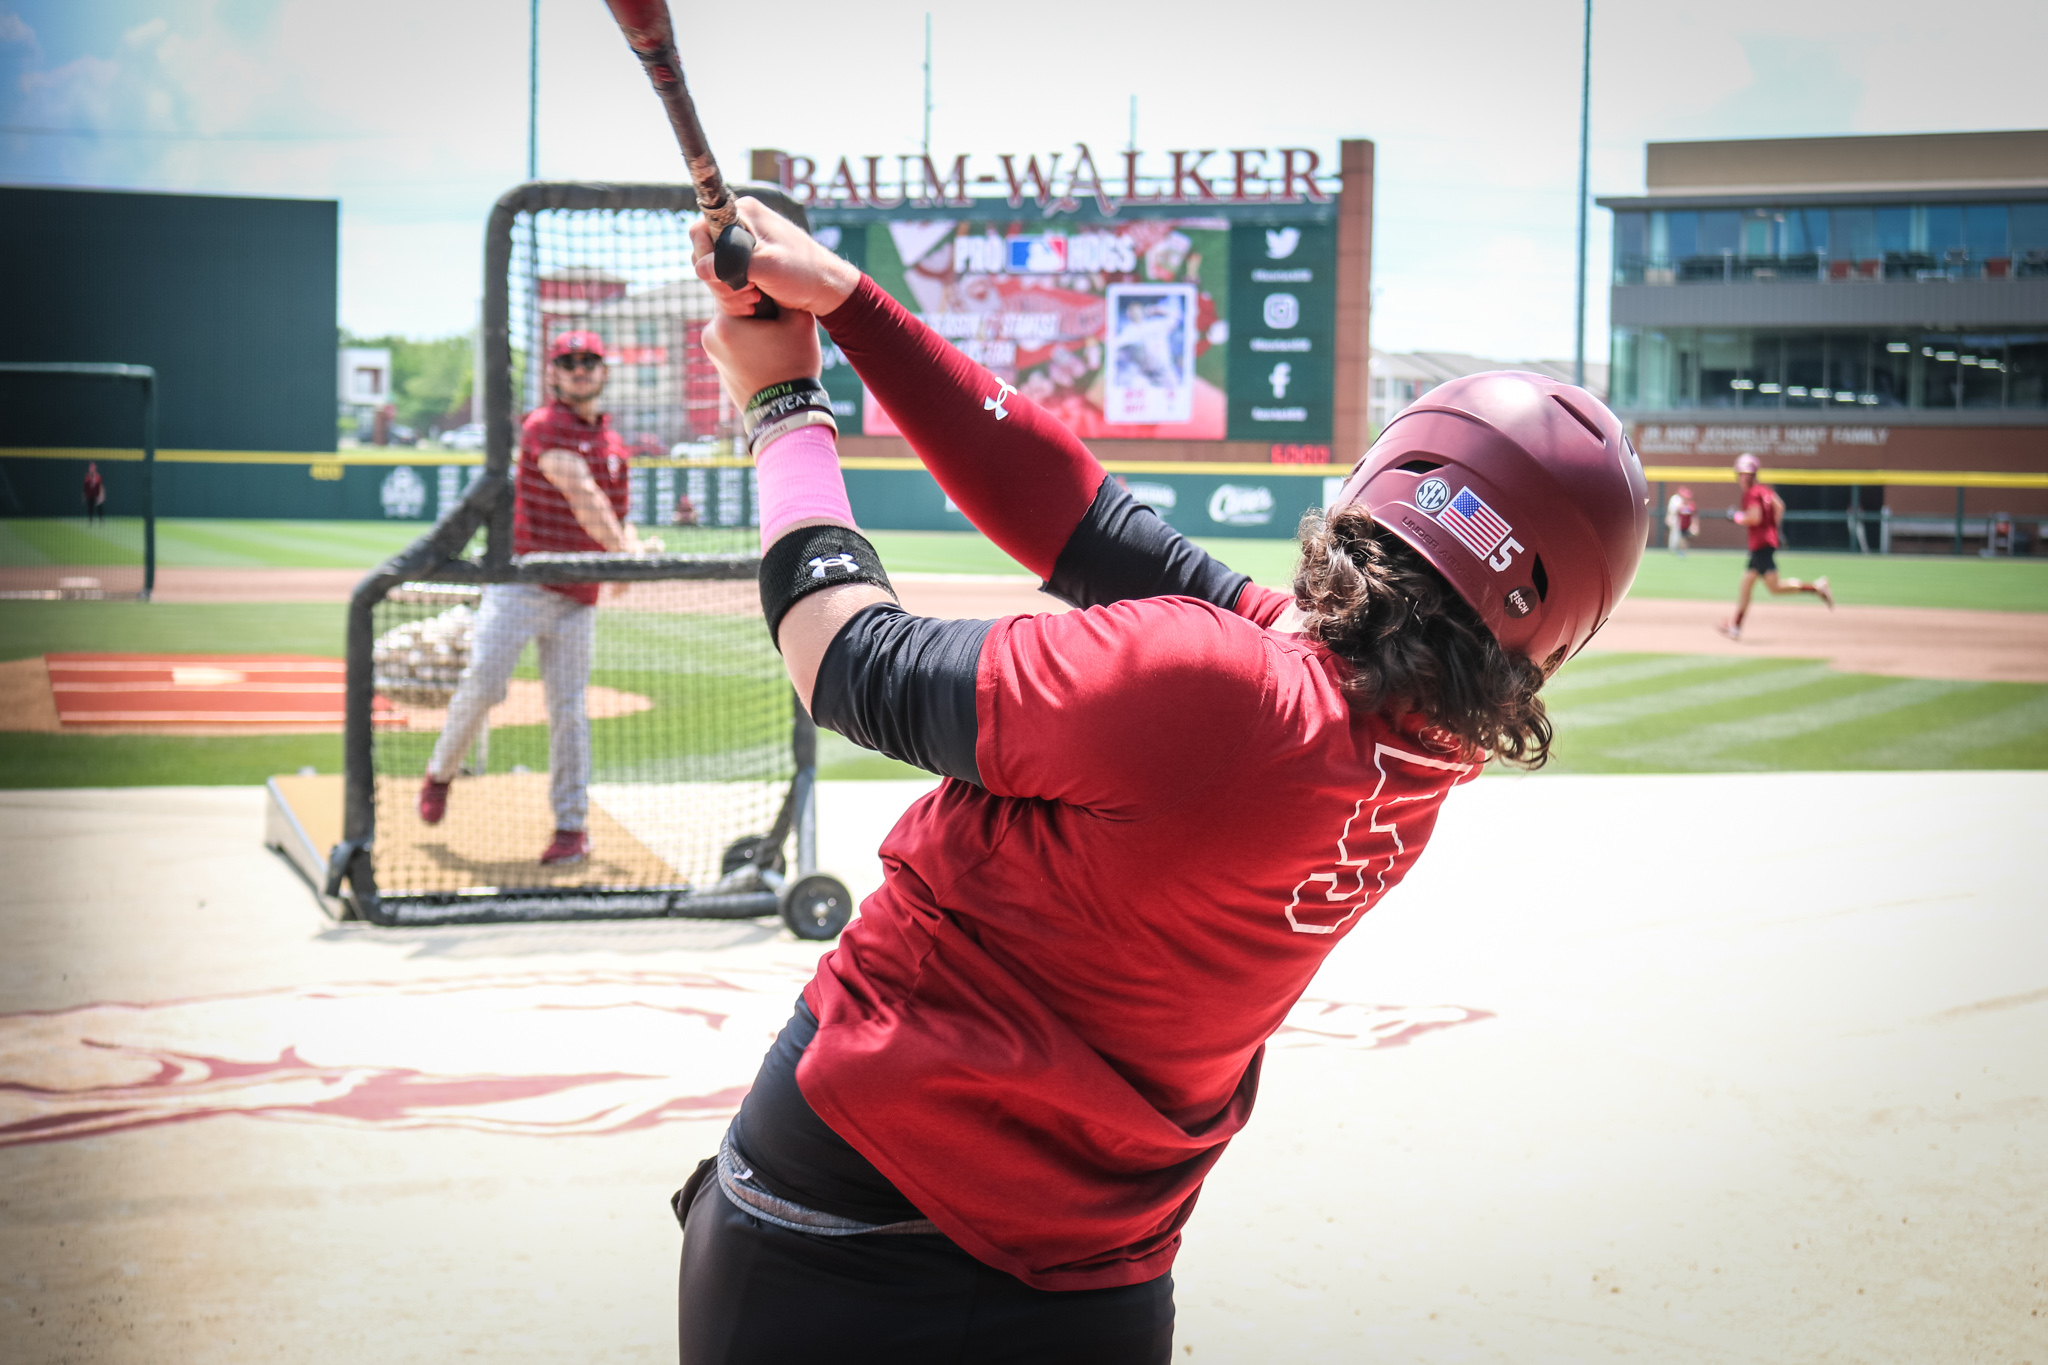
[553, 354, 604, 372]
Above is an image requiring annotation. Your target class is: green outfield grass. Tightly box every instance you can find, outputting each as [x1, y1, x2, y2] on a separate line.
[8, 519, 2043, 611]
[1539, 652, 2048, 773]
[3, 528, 2044, 788]
[0, 518, 427, 569]
[0, 601, 346, 661]
[879, 532, 2048, 614]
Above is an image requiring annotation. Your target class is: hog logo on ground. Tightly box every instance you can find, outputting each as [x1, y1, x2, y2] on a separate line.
[0, 971, 1489, 1147]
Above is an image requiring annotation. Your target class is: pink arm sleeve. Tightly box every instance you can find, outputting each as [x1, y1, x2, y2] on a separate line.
[818, 276, 1106, 581]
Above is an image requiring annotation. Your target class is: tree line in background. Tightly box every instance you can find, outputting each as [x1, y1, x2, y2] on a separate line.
[340, 330, 473, 437]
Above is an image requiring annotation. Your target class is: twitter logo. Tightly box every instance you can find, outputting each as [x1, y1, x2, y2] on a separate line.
[1264, 227, 1300, 260]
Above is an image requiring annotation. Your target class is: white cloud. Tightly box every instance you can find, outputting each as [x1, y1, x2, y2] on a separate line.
[0, 11, 33, 49]
[122, 16, 167, 48]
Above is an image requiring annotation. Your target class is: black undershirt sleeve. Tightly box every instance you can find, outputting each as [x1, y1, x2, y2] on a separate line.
[811, 602, 990, 786]
[1043, 475, 1253, 611]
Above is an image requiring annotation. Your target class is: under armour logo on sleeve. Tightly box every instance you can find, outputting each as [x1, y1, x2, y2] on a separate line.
[983, 380, 1018, 421]
[808, 553, 860, 578]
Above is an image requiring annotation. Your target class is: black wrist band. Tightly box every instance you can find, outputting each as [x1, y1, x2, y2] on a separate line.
[759, 524, 894, 648]
[743, 391, 835, 437]
[744, 377, 828, 419]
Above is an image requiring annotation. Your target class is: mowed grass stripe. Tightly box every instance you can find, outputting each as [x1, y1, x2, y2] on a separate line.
[1549, 660, 1838, 730]
[1600, 677, 1973, 770]
[1849, 690, 2048, 770]
[1547, 653, 1757, 693]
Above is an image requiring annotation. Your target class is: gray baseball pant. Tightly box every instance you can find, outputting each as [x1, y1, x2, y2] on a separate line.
[428, 582, 596, 832]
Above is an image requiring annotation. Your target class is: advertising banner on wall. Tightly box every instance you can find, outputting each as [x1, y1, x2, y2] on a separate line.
[809, 202, 1337, 447]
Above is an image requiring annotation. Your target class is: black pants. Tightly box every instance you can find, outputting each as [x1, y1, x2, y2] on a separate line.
[675, 1004, 1176, 1364]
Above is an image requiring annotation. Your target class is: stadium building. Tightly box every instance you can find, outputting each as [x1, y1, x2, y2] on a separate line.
[1597, 130, 2048, 553]
[1368, 350, 1607, 437]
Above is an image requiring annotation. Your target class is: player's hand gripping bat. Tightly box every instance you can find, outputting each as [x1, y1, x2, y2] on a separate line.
[601, 0, 777, 318]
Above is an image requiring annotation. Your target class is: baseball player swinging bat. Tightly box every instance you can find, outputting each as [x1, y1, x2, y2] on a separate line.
[601, 0, 777, 318]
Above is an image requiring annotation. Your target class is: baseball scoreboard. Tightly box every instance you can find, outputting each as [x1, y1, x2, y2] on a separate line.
[807, 198, 1342, 451]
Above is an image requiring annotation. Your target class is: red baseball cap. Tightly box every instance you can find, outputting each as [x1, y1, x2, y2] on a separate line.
[549, 330, 606, 361]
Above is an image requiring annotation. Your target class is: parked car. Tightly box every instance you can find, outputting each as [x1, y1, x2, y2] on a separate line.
[441, 422, 486, 452]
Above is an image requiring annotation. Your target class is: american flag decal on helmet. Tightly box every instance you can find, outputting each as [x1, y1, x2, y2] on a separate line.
[1433, 486, 1513, 560]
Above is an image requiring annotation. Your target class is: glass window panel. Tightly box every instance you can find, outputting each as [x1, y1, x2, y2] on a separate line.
[1782, 209, 1821, 255]
[1742, 215, 1771, 258]
[1921, 332, 1963, 408]
[1699, 211, 1741, 256]
[1924, 204, 1963, 253]
[1871, 337, 1913, 407]
[1638, 330, 1679, 409]
[1958, 334, 2005, 408]
[1750, 333, 1783, 405]
[1783, 334, 1826, 407]
[1964, 205, 2009, 256]
[1700, 331, 1748, 408]
[1614, 212, 1646, 258]
[1829, 208, 1877, 260]
[2013, 203, 2048, 253]
[2006, 333, 2048, 408]
[1611, 328, 1639, 408]
[1876, 207, 1911, 255]
[1664, 211, 1698, 261]
[1825, 333, 1870, 408]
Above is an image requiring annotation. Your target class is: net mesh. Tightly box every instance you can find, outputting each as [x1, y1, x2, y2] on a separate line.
[510, 204, 752, 549]
[368, 578, 790, 898]
[361, 198, 792, 907]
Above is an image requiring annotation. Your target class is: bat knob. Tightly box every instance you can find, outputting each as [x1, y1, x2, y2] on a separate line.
[713, 221, 779, 319]
[713, 221, 755, 291]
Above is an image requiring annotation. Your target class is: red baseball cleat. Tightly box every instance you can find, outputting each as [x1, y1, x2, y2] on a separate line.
[540, 829, 589, 865]
[419, 775, 450, 825]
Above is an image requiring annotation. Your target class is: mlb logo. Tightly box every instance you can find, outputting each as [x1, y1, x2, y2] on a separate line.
[1006, 234, 1068, 274]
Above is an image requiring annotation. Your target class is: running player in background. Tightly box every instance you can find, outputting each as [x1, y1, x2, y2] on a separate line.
[665, 199, 1652, 1363]
[82, 461, 106, 523]
[1664, 484, 1695, 555]
[416, 329, 645, 865]
[1719, 453, 1833, 641]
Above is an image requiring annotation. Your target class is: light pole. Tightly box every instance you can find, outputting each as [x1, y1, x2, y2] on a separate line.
[1573, 0, 1591, 389]
[528, 0, 540, 180]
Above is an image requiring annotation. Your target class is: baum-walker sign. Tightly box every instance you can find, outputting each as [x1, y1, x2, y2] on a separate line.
[797, 145, 1345, 447]
[770, 145, 1338, 214]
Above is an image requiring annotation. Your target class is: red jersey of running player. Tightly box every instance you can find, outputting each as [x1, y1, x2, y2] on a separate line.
[1742, 480, 1782, 551]
[797, 583, 1479, 1292]
[514, 399, 630, 605]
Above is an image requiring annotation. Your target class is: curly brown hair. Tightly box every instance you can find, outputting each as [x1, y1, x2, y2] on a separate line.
[1293, 504, 1553, 768]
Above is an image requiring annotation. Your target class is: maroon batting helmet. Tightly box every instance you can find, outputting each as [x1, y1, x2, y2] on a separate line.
[1331, 372, 1649, 669]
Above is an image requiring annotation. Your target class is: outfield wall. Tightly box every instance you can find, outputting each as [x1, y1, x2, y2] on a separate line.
[0, 451, 1349, 540]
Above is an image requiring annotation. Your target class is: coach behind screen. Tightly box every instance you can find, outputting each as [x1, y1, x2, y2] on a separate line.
[415, 329, 643, 866]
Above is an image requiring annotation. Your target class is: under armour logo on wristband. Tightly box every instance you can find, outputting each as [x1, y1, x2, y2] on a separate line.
[807, 553, 860, 578]
[983, 380, 1018, 421]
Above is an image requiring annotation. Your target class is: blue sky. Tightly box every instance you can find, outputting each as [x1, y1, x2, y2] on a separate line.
[4, 0, 2044, 364]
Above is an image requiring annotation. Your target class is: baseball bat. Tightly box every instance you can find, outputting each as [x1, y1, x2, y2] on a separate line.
[601, 0, 777, 318]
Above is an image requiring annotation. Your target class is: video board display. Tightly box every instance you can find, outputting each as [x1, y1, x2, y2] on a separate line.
[807, 202, 1339, 449]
